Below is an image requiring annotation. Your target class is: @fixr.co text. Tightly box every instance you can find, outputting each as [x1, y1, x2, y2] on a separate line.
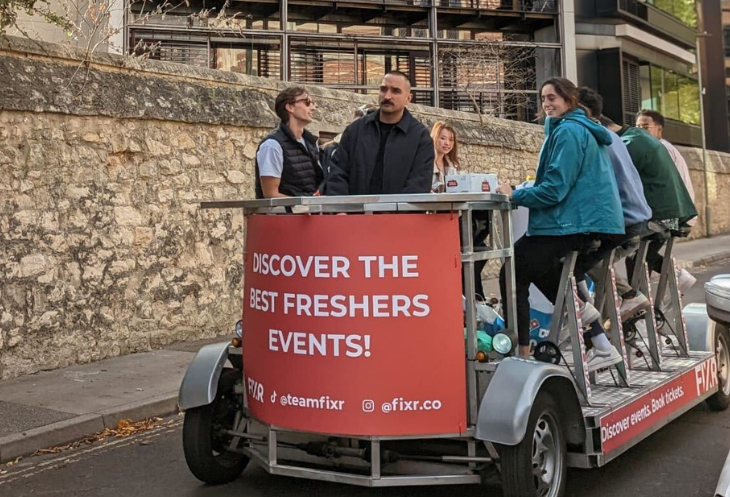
[379, 398, 442, 413]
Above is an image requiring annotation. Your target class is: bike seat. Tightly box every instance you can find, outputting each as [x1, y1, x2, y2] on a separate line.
[639, 221, 670, 241]
[670, 225, 692, 238]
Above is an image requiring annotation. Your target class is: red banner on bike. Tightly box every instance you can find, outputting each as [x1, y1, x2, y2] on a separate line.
[599, 356, 718, 453]
[242, 213, 466, 436]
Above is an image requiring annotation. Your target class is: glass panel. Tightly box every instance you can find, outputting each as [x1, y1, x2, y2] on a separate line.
[651, 65, 665, 115]
[363, 54, 386, 86]
[646, 0, 697, 27]
[663, 70, 680, 121]
[673, 0, 697, 28]
[678, 76, 700, 125]
[215, 48, 249, 73]
[640, 64, 654, 110]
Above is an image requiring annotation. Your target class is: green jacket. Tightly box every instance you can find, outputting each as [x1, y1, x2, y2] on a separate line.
[617, 126, 697, 224]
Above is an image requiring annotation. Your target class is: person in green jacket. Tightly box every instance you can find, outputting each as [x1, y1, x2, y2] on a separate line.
[496, 77, 624, 370]
[615, 125, 696, 224]
[601, 117, 697, 285]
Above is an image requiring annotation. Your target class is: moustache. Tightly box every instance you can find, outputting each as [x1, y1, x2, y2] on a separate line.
[380, 100, 393, 105]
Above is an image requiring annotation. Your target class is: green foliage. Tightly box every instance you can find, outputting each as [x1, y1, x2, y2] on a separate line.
[0, 0, 72, 34]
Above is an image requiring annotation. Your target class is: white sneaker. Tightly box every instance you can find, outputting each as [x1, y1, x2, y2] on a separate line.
[586, 346, 622, 372]
[619, 293, 650, 321]
[676, 268, 697, 294]
[579, 302, 601, 326]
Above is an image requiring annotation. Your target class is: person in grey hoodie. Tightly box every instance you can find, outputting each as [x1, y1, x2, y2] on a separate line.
[577, 87, 654, 320]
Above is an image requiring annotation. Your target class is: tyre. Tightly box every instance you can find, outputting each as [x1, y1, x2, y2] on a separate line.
[499, 392, 567, 497]
[707, 325, 730, 411]
[183, 368, 250, 484]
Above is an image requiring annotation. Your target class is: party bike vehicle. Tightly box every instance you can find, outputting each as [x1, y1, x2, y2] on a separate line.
[178, 194, 729, 497]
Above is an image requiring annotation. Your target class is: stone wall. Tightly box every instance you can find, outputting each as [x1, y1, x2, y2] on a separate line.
[1, 36, 728, 379]
[0, 37, 544, 379]
[678, 146, 730, 239]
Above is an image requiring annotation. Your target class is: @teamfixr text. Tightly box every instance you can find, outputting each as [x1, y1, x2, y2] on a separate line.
[272, 391, 345, 411]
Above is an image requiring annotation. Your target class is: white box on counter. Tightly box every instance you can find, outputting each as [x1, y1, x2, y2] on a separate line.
[444, 173, 498, 193]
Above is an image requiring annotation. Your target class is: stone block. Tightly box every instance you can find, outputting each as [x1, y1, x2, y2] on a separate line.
[138, 161, 157, 179]
[144, 137, 171, 157]
[134, 226, 154, 246]
[176, 133, 196, 149]
[242, 141, 258, 159]
[182, 154, 201, 167]
[19, 254, 47, 278]
[160, 159, 182, 176]
[225, 170, 247, 184]
[199, 170, 224, 184]
[114, 206, 143, 226]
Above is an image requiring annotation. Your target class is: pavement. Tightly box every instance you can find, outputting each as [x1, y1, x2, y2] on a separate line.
[1, 233, 730, 464]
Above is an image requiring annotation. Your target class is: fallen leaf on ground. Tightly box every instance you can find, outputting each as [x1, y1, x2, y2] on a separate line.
[32, 417, 165, 457]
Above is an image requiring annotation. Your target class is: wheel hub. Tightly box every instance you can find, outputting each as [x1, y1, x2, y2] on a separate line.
[531, 414, 561, 497]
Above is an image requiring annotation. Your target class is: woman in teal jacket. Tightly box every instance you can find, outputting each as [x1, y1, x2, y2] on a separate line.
[496, 77, 624, 366]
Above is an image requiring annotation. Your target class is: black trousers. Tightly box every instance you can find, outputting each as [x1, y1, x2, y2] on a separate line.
[461, 211, 491, 299]
[626, 235, 666, 282]
[499, 234, 592, 346]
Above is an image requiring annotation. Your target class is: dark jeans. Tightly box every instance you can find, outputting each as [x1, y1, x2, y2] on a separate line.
[500, 234, 592, 346]
[577, 222, 649, 302]
[626, 235, 666, 282]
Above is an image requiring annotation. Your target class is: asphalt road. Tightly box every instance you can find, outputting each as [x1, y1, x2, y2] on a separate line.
[1, 260, 729, 497]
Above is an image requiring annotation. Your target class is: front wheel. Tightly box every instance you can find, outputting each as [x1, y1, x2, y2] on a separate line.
[707, 325, 730, 411]
[183, 368, 250, 484]
[499, 392, 567, 497]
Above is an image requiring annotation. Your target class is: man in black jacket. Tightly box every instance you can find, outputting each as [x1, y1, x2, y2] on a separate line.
[255, 86, 324, 198]
[325, 71, 434, 195]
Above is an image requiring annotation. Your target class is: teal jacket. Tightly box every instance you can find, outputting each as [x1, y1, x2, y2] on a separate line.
[512, 109, 624, 237]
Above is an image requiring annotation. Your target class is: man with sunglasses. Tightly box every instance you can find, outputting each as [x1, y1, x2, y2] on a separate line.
[325, 71, 434, 195]
[255, 86, 324, 198]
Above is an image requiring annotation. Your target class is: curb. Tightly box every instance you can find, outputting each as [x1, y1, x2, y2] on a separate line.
[0, 393, 179, 464]
[676, 251, 730, 270]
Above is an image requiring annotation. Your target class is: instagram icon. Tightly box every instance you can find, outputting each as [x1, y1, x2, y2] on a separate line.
[362, 400, 375, 413]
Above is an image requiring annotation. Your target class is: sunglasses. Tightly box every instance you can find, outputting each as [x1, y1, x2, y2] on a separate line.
[293, 97, 314, 107]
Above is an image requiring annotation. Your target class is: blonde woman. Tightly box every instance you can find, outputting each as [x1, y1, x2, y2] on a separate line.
[430, 122, 459, 192]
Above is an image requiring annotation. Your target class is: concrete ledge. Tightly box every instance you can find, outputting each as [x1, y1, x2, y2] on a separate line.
[0, 414, 104, 463]
[97, 393, 180, 429]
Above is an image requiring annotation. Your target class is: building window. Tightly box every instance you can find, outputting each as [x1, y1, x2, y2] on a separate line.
[638, 62, 700, 125]
[623, 60, 641, 125]
[646, 0, 698, 28]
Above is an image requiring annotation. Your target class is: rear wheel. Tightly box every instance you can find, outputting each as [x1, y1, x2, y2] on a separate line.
[183, 368, 249, 484]
[707, 325, 730, 411]
[499, 392, 567, 497]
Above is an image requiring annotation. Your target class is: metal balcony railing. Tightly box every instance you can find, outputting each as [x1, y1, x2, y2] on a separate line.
[326, 0, 556, 12]
[618, 0, 649, 20]
[433, 0, 556, 11]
